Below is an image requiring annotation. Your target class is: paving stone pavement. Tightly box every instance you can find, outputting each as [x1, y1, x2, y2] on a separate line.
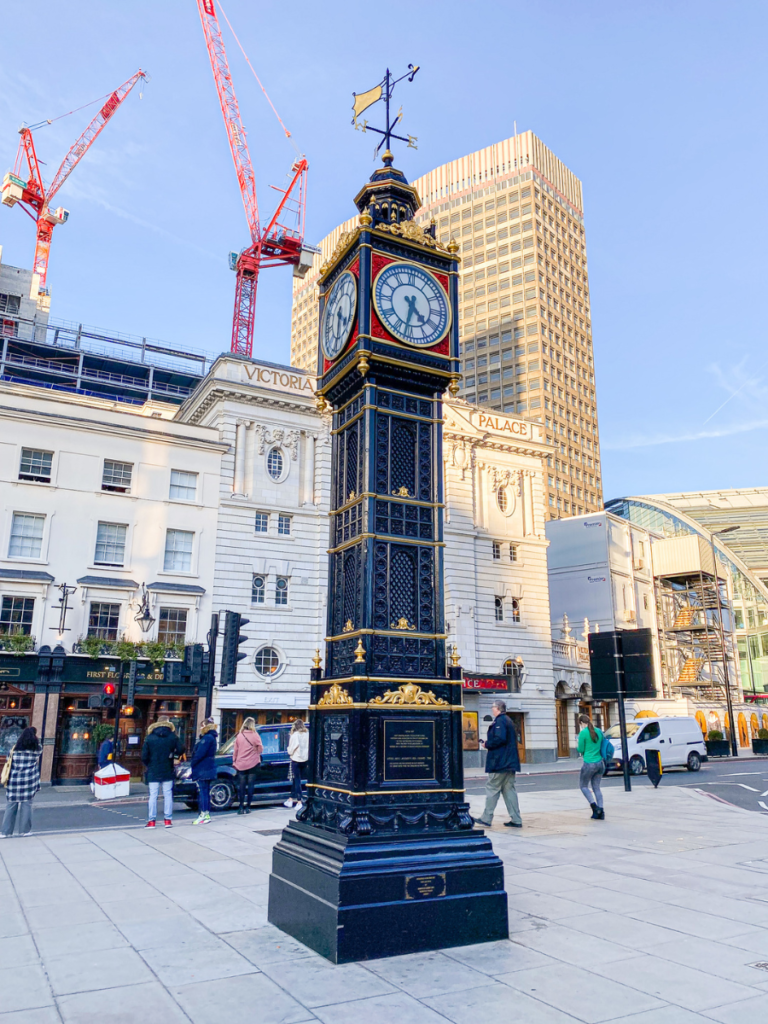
[2, 784, 768, 1023]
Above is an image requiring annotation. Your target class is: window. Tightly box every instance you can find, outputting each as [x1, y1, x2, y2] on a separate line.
[102, 460, 133, 493]
[0, 293, 21, 315]
[169, 470, 197, 501]
[497, 489, 508, 513]
[254, 646, 281, 676]
[510, 544, 518, 563]
[511, 599, 521, 623]
[275, 576, 289, 606]
[278, 515, 291, 536]
[19, 448, 53, 484]
[87, 602, 120, 640]
[163, 529, 193, 572]
[157, 608, 188, 645]
[254, 512, 269, 533]
[267, 447, 284, 481]
[95, 522, 127, 567]
[638, 722, 660, 743]
[495, 597, 504, 621]
[492, 541, 501, 560]
[8, 513, 45, 558]
[0, 596, 34, 636]
[252, 575, 266, 604]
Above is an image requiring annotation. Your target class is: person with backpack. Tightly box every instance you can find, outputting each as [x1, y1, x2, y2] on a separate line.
[577, 713, 608, 820]
[1, 727, 42, 837]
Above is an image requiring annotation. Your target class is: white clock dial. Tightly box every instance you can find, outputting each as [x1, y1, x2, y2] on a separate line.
[321, 271, 357, 361]
[373, 262, 450, 347]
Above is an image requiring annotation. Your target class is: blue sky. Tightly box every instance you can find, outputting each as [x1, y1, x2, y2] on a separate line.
[1, 1, 766, 501]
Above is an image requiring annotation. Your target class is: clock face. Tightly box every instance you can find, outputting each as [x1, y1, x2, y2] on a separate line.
[373, 262, 450, 347]
[321, 271, 357, 361]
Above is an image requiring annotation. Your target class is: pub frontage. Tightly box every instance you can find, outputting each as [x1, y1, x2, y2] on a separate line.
[0, 649, 205, 784]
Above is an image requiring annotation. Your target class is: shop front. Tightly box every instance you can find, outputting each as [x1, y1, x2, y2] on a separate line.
[216, 689, 309, 745]
[461, 673, 522, 768]
[0, 653, 38, 763]
[54, 655, 203, 783]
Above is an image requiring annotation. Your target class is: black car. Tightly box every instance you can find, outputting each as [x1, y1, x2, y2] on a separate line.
[173, 724, 299, 811]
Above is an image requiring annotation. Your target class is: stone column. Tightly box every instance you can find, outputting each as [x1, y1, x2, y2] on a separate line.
[303, 432, 316, 506]
[233, 421, 246, 495]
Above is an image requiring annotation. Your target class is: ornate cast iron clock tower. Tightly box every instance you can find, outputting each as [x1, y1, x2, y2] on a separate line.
[268, 68, 507, 963]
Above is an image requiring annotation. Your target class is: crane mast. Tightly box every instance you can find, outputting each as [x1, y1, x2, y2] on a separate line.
[196, 0, 309, 357]
[1, 70, 146, 292]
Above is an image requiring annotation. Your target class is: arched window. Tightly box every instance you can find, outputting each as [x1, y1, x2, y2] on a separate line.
[511, 599, 521, 623]
[494, 597, 504, 622]
[497, 488, 508, 513]
[267, 447, 284, 481]
[254, 647, 281, 677]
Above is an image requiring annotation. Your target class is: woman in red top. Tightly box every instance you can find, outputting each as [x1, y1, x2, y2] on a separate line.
[233, 717, 263, 814]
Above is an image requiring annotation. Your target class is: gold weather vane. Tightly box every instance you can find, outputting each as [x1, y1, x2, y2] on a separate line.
[352, 66, 419, 160]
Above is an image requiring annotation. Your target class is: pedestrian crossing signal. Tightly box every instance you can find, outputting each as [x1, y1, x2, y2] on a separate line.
[220, 611, 250, 687]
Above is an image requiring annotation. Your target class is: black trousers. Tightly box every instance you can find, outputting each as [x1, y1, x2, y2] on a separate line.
[290, 759, 308, 803]
[238, 767, 259, 807]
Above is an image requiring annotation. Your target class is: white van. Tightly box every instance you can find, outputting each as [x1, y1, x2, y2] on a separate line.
[604, 716, 706, 775]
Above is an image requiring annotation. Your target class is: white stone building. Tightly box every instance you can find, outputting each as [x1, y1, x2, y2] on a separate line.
[177, 356, 331, 739]
[443, 402, 557, 763]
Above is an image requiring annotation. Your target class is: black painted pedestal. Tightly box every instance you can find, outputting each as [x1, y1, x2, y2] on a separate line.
[268, 821, 508, 963]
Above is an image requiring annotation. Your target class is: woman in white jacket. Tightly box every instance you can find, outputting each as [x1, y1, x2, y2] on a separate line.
[285, 718, 309, 808]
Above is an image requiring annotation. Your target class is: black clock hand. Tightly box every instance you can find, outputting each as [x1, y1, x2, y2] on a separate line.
[404, 293, 426, 326]
[336, 308, 344, 333]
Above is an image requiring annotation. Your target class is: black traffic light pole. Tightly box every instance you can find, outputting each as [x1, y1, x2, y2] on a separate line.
[219, 611, 250, 689]
[205, 613, 219, 718]
[110, 661, 126, 769]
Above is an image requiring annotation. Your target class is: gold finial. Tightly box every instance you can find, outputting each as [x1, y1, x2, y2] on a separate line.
[381, 149, 394, 163]
[343, 619, 355, 633]
[316, 393, 328, 413]
[358, 354, 370, 376]
[450, 645, 461, 667]
[354, 638, 366, 663]
[448, 375, 461, 398]
[447, 238, 459, 254]
[359, 206, 373, 227]
[312, 649, 322, 669]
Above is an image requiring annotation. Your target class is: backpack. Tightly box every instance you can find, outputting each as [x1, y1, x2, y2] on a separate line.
[600, 733, 615, 766]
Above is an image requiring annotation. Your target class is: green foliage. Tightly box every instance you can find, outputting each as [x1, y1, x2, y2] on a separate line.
[91, 723, 114, 747]
[143, 640, 168, 668]
[113, 637, 140, 663]
[757, 729, 768, 741]
[707, 730, 724, 742]
[170, 640, 187, 662]
[0, 631, 35, 654]
[79, 635, 106, 660]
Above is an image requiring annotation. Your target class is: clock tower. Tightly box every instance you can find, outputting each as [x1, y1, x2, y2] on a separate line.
[268, 70, 508, 963]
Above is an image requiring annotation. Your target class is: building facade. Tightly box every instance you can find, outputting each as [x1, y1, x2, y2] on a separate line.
[0, 381, 225, 781]
[291, 131, 602, 521]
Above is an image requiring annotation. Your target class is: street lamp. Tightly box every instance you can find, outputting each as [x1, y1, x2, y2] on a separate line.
[134, 584, 155, 634]
[708, 525, 740, 756]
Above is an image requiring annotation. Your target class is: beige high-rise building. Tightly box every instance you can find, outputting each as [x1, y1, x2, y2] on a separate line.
[290, 131, 602, 519]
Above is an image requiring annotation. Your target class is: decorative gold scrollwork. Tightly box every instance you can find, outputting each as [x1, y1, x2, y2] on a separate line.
[369, 683, 449, 707]
[392, 486, 410, 497]
[374, 220, 450, 253]
[348, 490, 356, 502]
[342, 619, 355, 633]
[318, 683, 354, 707]
[390, 617, 416, 631]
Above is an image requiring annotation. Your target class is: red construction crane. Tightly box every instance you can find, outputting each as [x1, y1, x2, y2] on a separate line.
[196, 0, 310, 357]
[1, 70, 147, 293]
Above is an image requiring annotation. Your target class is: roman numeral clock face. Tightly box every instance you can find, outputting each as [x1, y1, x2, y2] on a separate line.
[321, 271, 358, 361]
[373, 262, 450, 347]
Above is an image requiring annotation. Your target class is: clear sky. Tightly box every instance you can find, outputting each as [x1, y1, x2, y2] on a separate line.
[1, 1, 766, 501]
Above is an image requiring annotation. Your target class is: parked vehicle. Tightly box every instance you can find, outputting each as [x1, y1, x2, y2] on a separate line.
[604, 716, 706, 776]
[174, 724, 301, 811]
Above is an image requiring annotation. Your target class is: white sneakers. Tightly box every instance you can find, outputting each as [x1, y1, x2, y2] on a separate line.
[193, 811, 212, 826]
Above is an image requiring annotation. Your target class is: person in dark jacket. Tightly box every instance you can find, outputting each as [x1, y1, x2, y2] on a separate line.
[473, 700, 522, 829]
[191, 719, 218, 826]
[141, 718, 183, 829]
[97, 737, 113, 769]
[2, 727, 41, 837]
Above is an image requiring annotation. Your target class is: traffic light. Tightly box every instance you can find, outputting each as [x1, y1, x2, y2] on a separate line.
[102, 682, 116, 708]
[220, 611, 249, 687]
[183, 643, 205, 687]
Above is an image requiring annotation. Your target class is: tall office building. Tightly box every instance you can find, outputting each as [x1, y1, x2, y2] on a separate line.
[290, 131, 602, 518]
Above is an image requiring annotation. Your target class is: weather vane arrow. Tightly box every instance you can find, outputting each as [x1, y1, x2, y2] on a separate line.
[352, 65, 419, 161]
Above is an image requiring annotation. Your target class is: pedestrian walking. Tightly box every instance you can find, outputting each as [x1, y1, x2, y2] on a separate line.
[233, 717, 263, 815]
[285, 718, 309, 808]
[190, 717, 218, 826]
[578, 714, 605, 820]
[97, 736, 113, 769]
[141, 717, 183, 829]
[473, 700, 522, 829]
[1, 726, 41, 837]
